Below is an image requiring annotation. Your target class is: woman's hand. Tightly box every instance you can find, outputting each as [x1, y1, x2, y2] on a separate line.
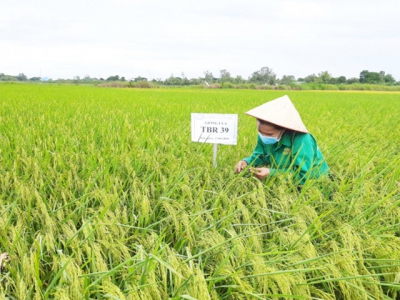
[235, 160, 248, 173]
[250, 167, 270, 179]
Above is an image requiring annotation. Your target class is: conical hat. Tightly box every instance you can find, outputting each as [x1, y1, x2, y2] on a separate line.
[245, 95, 308, 133]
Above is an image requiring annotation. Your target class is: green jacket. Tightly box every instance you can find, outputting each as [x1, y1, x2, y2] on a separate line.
[243, 131, 329, 184]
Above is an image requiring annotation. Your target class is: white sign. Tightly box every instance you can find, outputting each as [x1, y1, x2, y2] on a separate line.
[191, 113, 238, 145]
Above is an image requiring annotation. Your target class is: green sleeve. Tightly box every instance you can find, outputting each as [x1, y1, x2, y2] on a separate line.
[269, 133, 328, 183]
[242, 136, 269, 166]
[291, 133, 317, 184]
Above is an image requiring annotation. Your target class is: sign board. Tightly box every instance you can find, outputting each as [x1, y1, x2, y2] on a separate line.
[191, 113, 238, 145]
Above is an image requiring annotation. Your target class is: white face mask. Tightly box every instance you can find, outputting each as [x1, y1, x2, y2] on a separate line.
[258, 132, 281, 145]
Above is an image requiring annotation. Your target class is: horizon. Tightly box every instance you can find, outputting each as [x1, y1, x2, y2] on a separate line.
[1, 68, 396, 83]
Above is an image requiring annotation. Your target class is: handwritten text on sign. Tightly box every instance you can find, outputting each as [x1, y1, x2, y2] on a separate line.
[191, 113, 238, 145]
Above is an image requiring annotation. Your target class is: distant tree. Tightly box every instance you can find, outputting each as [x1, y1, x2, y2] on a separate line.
[318, 71, 332, 84]
[346, 77, 359, 84]
[249, 67, 276, 85]
[29, 77, 42, 81]
[17, 73, 28, 81]
[189, 78, 201, 85]
[297, 78, 305, 82]
[304, 74, 318, 83]
[364, 72, 383, 84]
[106, 75, 120, 81]
[220, 69, 232, 86]
[165, 74, 183, 86]
[279, 75, 296, 85]
[0, 74, 17, 81]
[328, 77, 337, 84]
[121, 77, 126, 82]
[72, 76, 80, 84]
[180, 72, 190, 85]
[337, 76, 346, 84]
[234, 75, 245, 84]
[204, 70, 214, 83]
[383, 74, 395, 85]
[134, 76, 147, 82]
[79, 76, 100, 83]
[151, 78, 163, 84]
[359, 70, 369, 83]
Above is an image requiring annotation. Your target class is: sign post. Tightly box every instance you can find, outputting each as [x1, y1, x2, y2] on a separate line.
[213, 143, 218, 168]
[191, 113, 238, 168]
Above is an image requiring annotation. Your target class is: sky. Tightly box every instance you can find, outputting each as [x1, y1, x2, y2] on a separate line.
[1, 0, 399, 81]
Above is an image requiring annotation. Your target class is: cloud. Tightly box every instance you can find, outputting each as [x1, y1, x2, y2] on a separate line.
[1, 0, 399, 80]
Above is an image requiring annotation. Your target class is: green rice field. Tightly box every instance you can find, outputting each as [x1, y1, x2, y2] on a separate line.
[0, 84, 399, 299]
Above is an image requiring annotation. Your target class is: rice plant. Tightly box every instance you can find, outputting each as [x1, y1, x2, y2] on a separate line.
[0, 84, 399, 299]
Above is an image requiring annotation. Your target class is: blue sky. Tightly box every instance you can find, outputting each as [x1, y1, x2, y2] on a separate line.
[1, 0, 399, 80]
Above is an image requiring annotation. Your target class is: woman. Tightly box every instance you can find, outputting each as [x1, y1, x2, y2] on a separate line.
[235, 95, 329, 185]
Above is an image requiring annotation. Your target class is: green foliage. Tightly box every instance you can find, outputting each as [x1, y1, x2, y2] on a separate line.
[337, 76, 346, 84]
[304, 74, 318, 83]
[0, 68, 398, 89]
[220, 69, 233, 85]
[97, 81, 130, 88]
[221, 82, 234, 89]
[346, 77, 359, 84]
[0, 73, 18, 81]
[383, 74, 396, 85]
[359, 70, 396, 85]
[16, 73, 28, 81]
[318, 71, 332, 84]
[249, 67, 277, 85]
[133, 76, 147, 82]
[365, 72, 383, 84]
[204, 70, 214, 83]
[106, 75, 120, 81]
[164, 75, 190, 86]
[130, 81, 156, 88]
[279, 75, 296, 85]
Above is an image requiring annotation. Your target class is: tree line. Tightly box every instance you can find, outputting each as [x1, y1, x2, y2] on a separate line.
[1, 68, 398, 86]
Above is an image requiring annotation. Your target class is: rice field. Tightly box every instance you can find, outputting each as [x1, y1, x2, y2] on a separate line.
[0, 83, 399, 299]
